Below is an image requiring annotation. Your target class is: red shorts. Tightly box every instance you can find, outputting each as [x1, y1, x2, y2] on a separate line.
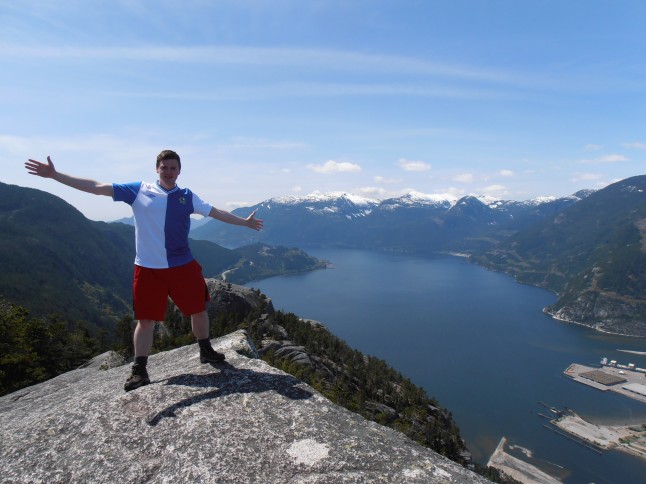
[132, 260, 210, 321]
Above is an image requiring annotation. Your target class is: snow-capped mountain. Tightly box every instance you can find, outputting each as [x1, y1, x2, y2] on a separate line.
[190, 189, 593, 252]
[263, 191, 379, 219]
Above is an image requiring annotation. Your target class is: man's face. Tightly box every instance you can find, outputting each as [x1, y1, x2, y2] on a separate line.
[156, 159, 180, 189]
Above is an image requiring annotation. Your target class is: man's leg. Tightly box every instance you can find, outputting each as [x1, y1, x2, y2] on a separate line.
[124, 319, 155, 392]
[191, 311, 209, 340]
[134, 319, 156, 356]
[192, 311, 225, 363]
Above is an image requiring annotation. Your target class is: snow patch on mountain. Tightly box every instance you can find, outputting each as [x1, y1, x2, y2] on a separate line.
[378, 191, 457, 211]
[255, 189, 595, 218]
[271, 191, 378, 207]
[401, 191, 458, 204]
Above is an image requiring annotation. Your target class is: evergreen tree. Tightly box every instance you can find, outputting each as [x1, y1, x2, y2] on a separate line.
[113, 315, 135, 359]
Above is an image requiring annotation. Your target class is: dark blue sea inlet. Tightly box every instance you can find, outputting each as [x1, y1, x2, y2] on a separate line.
[246, 248, 646, 483]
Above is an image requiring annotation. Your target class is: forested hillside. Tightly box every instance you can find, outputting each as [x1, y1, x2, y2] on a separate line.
[0, 182, 134, 330]
[0, 297, 105, 396]
[474, 175, 646, 336]
[0, 182, 326, 333]
[223, 243, 327, 283]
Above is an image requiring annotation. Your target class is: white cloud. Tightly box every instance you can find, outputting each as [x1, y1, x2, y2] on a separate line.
[584, 144, 603, 151]
[623, 141, 646, 150]
[499, 169, 514, 177]
[446, 187, 467, 198]
[0, 44, 515, 84]
[224, 137, 307, 150]
[577, 154, 629, 164]
[571, 173, 603, 182]
[374, 175, 403, 184]
[357, 186, 387, 197]
[225, 201, 251, 209]
[397, 158, 431, 172]
[482, 184, 509, 197]
[599, 154, 629, 163]
[307, 160, 361, 174]
[453, 173, 475, 183]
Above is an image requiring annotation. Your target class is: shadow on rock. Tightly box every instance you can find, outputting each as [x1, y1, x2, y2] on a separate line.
[147, 362, 313, 426]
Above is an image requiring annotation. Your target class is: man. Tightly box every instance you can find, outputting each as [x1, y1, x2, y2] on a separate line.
[25, 150, 263, 391]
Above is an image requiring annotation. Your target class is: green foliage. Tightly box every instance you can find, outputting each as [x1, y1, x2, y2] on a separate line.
[596, 226, 646, 297]
[112, 315, 135, 359]
[0, 182, 324, 335]
[0, 298, 102, 396]
[254, 311, 469, 464]
[0, 182, 134, 331]
[224, 244, 328, 284]
[189, 239, 240, 277]
[151, 303, 198, 352]
[475, 176, 646, 332]
[472, 463, 523, 484]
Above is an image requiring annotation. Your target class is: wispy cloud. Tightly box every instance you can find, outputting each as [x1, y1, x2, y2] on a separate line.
[397, 158, 431, 172]
[220, 136, 307, 150]
[482, 184, 509, 197]
[499, 169, 514, 177]
[307, 160, 361, 174]
[225, 201, 252, 209]
[577, 154, 629, 164]
[374, 176, 403, 185]
[453, 173, 475, 183]
[0, 43, 517, 83]
[357, 186, 387, 197]
[104, 81, 511, 102]
[584, 143, 603, 151]
[571, 172, 603, 182]
[623, 141, 646, 150]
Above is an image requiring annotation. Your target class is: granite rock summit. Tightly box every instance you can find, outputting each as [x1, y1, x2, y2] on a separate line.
[0, 330, 488, 483]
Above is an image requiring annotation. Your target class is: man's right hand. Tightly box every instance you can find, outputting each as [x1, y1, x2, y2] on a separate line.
[24, 156, 113, 196]
[25, 156, 56, 179]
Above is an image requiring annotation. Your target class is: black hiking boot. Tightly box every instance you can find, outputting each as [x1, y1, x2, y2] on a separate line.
[124, 364, 150, 392]
[200, 345, 226, 364]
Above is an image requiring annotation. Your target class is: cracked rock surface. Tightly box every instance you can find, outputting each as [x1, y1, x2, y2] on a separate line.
[0, 330, 488, 483]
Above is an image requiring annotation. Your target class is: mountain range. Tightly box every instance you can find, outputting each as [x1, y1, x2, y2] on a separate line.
[474, 176, 646, 336]
[191, 177, 646, 336]
[0, 182, 323, 332]
[3, 175, 644, 336]
[191, 189, 590, 253]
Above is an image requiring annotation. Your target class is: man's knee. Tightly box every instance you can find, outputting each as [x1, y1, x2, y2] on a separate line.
[136, 319, 156, 329]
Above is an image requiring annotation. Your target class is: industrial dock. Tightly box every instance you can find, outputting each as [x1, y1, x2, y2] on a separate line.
[563, 358, 646, 404]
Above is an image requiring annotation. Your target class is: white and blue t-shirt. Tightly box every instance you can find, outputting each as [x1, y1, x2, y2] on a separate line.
[112, 181, 212, 268]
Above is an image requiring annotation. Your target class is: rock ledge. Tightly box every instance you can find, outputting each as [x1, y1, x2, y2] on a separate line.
[0, 330, 488, 483]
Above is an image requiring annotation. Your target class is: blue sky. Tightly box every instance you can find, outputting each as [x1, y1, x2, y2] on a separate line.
[2, 0, 645, 221]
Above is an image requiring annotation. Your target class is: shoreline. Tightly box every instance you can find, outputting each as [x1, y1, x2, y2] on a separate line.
[563, 362, 646, 405]
[460, 253, 644, 339]
[487, 437, 561, 484]
[618, 349, 646, 356]
[552, 411, 646, 461]
[545, 309, 646, 338]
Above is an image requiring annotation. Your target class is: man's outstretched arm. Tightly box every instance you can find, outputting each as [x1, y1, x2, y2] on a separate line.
[208, 207, 263, 231]
[25, 156, 113, 197]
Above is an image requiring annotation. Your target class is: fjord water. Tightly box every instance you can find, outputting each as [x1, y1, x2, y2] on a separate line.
[247, 249, 646, 483]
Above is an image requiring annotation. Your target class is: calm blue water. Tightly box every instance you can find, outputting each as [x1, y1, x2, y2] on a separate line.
[247, 249, 646, 484]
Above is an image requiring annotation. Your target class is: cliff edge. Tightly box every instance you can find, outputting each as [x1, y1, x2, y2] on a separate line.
[0, 330, 488, 483]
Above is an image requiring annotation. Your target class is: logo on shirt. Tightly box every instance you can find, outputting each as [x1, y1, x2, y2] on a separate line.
[179, 196, 187, 204]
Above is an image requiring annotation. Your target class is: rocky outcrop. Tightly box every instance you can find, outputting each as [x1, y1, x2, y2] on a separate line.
[545, 289, 646, 337]
[206, 278, 274, 320]
[0, 330, 489, 483]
